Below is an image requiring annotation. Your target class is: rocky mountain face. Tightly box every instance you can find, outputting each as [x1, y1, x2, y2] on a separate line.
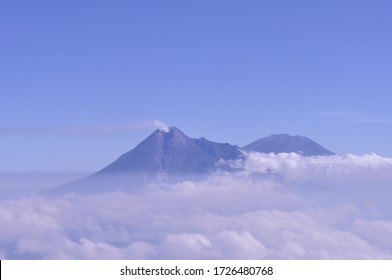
[98, 127, 243, 175]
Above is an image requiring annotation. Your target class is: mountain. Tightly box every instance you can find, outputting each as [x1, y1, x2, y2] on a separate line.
[47, 129, 335, 194]
[243, 134, 335, 156]
[48, 127, 243, 194]
[97, 126, 243, 175]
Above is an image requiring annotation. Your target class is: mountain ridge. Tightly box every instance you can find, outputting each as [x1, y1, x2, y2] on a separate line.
[47, 127, 334, 194]
[98, 126, 243, 175]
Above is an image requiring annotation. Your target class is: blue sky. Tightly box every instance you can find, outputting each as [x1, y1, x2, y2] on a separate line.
[1, 0, 392, 171]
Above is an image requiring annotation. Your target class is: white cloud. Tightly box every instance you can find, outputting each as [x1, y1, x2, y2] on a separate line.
[351, 219, 392, 250]
[158, 233, 213, 259]
[1, 153, 392, 259]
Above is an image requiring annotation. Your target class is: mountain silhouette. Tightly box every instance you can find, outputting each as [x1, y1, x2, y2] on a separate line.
[98, 126, 242, 174]
[48, 127, 243, 194]
[243, 134, 335, 156]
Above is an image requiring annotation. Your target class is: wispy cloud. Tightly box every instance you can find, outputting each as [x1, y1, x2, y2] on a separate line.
[342, 118, 392, 124]
[302, 111, 392, 125]
[0, 119, 169, 135]
[306, 110, 361, 118]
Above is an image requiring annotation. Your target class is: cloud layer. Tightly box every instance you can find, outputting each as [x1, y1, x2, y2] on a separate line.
[1, 153, 392, 259]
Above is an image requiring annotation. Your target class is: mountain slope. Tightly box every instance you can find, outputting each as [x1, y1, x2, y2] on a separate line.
[98, 127, 242, 174]
[243, 134, 335, 156]
[48, 127, 243, 194]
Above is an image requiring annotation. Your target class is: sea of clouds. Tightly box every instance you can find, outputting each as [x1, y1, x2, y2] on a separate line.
[1, 152, 392, 259]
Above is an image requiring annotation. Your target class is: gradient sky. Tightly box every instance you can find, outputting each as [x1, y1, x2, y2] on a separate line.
[1, 0, 392, 171]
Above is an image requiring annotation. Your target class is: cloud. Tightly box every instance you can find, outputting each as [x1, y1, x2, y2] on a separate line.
[343, 118, 392, 124]
[0, 119, 169, 135]
[304, 111, 361, 118]
[351, 219, 392, 250]
[1, 153, 392, 259]
[238, 152, 392, 182]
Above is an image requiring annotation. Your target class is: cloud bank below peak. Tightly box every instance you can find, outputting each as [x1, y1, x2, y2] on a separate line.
[1, 152, 392, 259]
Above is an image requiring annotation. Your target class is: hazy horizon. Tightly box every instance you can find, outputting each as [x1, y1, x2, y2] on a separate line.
[1, 152, 392, 259]
[0, 125, 388, 173]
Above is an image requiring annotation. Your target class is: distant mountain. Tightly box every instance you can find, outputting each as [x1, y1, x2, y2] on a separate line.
[243, 134, 334, 156]
[48, 127, 243, 194]
[243, 134, 335, 156]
